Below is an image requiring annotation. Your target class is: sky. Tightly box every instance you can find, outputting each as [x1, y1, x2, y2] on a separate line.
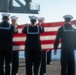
[0, 0, 76, 24]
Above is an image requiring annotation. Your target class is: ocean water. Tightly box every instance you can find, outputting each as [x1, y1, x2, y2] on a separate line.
[19, 50, 76, 60]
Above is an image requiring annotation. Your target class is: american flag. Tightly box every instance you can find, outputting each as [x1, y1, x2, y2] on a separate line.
[13, 21, 74, 51]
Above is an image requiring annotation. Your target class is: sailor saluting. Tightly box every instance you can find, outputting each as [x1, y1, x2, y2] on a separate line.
[10, 16, 19, 75]
[22, 16, 44, 75]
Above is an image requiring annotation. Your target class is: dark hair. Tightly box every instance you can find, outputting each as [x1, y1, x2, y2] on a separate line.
[2, 16, 9, 20]
[65, 18, 71, 22]
[30, 19, 36, 25]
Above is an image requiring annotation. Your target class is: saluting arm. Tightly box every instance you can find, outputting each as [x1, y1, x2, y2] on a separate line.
[39, 25, 44, 33]
[22, 26, 27, 34]
[12, 25, 18, 34]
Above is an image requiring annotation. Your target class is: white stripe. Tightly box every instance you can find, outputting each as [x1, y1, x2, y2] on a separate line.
[13, 37, 26, 42]
[41, 44, 61, 49]
[13, 44, 61, 51]
[18, 29, 22, 33]
[44, 27, 60, 32]
[40, 36, 56, 40]
[18, 27, 60, 33]
[13, 36, 56, 42]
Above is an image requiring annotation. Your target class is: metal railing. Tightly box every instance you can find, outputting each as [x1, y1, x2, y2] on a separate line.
[30, 3, 40, 11]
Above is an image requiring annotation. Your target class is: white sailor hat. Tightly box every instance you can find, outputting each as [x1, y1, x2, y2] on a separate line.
[29, 16, 38, 20]
[38, 17, 45, 20]
[63, 15, 73, 19]
[10, 16, 18, 20]
[2, 13, 10, 17]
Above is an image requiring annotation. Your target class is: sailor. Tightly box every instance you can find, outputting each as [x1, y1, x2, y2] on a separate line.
[22, 16, 44, 75]
[54, 15, 76, 75]
[10, 16, 19, 75]
[38, 17, 46, 75]
[0, 13, 18, 75]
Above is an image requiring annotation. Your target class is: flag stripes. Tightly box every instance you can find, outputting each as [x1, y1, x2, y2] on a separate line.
[13, 21, 74, 51]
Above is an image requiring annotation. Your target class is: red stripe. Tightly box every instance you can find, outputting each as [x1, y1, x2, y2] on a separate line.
[13, 34, 26, 37]
[13, 40, 60, 45]
[41, 40, 55, 44]
[13, 31, 57, 37]
[17, 23, 63, 28]
[13, 40, 61, 46]
[17, 21, 74, 28]
[18, 26, 60, 30]
[40, 31, 57, 36]
[17, 24, 31, 28]
[13, 42, 25, 45]
[42, 23, 64, 27]
[13, 21, 74, 51]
